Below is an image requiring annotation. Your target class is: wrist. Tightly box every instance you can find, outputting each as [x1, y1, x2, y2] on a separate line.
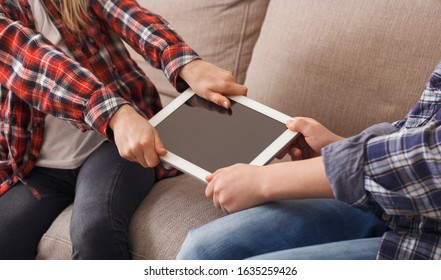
[258, 165, 278, 201]
[179, 59, 203, 85]
[330, 134, 345, 144]
[109, 104, 135, 131]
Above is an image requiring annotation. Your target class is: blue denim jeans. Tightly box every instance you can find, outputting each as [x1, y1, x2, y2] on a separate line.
[0, 142, 155, 260]
[176, 199, 387, 260]
[248, 237, 382, 260]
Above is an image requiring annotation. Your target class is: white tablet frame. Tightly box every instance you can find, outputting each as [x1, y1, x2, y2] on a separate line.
[149, 89, 297, 183]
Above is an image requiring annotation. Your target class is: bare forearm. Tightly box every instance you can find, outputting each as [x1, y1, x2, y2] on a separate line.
[260, 157, 335, 201]
[206, 156, 335, 213]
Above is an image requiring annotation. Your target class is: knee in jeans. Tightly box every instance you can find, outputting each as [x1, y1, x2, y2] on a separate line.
[70, 218, 101, 250]
[70, 217, 128, 259]
[176, 228, 217, 260]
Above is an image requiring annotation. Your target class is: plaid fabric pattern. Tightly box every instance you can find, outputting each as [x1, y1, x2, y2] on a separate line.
[0, 0, 199, 195]
[346, 61, 441, 259]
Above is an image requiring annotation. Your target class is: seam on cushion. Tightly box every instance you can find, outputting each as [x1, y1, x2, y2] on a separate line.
[233, 1, 250, 82]
[130, 251, 151, 260]
[40, 234, 72, 246]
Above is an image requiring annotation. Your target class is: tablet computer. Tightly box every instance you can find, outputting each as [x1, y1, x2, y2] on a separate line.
[149, 89, 297, 182]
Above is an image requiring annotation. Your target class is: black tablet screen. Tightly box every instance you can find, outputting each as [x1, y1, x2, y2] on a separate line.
[155, 95, 287, 173]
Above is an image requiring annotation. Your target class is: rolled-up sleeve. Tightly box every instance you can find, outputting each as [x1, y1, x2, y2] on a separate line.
[322, 123, 397, 210]
[323, 119, 441, 220]
[363, 121, 441, 219]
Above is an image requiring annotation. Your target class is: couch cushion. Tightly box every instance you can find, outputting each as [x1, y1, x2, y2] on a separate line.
[126, 0, 270, 104]
[36, 174, 224, 260]
[245, 0, 441, 136]
[129, 174, 224, 260]
[36, 205, 73, 259]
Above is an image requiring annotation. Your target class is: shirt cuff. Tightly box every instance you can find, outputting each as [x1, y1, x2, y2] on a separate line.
[161, 43, 200, 92]
[82, 88, 129, 139]
[322, 123, 397, 209]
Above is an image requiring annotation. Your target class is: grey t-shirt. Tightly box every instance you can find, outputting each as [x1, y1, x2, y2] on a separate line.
[30, 0, 106, 169]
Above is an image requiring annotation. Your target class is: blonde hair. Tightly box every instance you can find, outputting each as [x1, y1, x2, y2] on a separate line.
[51, 0, 90, 34]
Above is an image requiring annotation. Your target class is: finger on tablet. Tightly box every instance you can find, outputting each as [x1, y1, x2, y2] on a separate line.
[201, 90, 229, 109]
[214, 92, 231, 109]
[205, 174, 214, 183]
[212, 194, 221, 210]
[223, 82, 248, 96]
[210, 84, 247, 108]
[289, 147, 303, 161]
[206, 168, 226, 182]
[143, 145, 160, 168]
[276, 146, 290, 159]
[153, 129, 167, 156]
[205, 182, 214, 198]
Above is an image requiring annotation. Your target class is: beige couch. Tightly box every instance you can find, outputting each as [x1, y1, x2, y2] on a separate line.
[36, 0, 441, 259]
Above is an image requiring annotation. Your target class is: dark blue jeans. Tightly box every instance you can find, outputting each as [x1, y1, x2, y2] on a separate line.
[0, 142, 155, 259]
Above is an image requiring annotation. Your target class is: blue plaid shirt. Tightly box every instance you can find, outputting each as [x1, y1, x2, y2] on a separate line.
[323, 60, 441, 259]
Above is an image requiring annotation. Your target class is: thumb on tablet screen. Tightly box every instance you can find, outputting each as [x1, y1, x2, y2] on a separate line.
[153, 129, 167, 156]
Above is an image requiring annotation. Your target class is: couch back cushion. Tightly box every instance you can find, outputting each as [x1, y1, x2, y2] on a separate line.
[245, 0, 441, 136]
[128, 0, 270, 104]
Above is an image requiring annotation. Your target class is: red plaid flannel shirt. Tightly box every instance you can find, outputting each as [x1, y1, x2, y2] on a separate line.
[0, 0, 199, 195]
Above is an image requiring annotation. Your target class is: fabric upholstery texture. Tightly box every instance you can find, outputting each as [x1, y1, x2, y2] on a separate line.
[129, 175, 224, 260]
[126, 0, 270, 103]
[245, 0, 441, 136]
[36, 205, 73, 259]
